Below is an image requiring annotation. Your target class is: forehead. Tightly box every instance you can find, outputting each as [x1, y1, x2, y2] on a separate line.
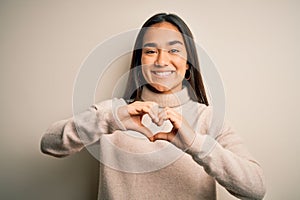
[143, 22, 184, 44]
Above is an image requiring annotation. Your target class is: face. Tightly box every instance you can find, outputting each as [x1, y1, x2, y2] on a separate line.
[141, 22, 188, 94]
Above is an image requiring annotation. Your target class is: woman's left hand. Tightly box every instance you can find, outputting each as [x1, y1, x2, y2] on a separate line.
[150, 107, 196, 151]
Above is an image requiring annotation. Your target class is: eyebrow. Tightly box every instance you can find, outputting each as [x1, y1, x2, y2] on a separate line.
[143, 40, 184, 47]
[168, 40, 184, 46]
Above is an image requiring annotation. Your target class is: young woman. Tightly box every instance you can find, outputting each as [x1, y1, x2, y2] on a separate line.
[41, 13, 266, 199]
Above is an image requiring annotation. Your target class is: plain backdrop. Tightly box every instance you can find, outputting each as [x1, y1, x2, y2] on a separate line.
[0, 0, 299, 199]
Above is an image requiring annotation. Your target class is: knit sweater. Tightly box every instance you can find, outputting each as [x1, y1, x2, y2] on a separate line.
[40, 87, 266, 200]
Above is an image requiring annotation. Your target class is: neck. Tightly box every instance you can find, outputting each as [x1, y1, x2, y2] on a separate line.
[141, 86, 190, 108]
[145, 84, 174, 94]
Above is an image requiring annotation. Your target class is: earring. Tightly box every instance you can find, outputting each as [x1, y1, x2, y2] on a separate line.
[185, 68, 191, 80]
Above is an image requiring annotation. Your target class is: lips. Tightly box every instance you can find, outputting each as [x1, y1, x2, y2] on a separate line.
[151, 71, 174, 78]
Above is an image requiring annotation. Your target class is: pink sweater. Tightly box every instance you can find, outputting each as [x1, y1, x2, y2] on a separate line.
[41, 87, 266, 200]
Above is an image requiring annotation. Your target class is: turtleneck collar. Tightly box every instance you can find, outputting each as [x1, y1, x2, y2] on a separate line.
[141, 86, 191, 108]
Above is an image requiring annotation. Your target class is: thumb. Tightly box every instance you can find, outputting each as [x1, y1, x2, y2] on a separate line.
[150, 132, 173, 142]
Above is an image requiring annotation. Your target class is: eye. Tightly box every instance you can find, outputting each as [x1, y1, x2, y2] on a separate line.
[146, 50, 156, 54]
[143, 48, 157, 55]
[169, 49, 180, 54]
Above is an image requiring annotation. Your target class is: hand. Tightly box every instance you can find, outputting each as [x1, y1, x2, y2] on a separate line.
[117, 101, 160, 140]
[150, 107, 196, 151]
[117, 102, 196, 150]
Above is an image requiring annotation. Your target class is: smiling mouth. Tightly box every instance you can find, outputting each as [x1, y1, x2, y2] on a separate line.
[151, 71, 174, 77]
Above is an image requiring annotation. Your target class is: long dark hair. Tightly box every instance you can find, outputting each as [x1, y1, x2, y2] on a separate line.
[124, 13, 209, 106]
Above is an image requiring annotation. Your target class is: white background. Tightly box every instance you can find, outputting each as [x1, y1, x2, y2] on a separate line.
[0, 0, 299, 199]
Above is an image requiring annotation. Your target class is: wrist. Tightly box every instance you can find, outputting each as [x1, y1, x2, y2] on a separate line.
[185, 134, 205, 156]
[186, 134, 218, 164]
[111, 99, 127, 131]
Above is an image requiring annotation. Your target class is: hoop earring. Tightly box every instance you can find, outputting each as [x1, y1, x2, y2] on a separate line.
[185, 68, 191, 80]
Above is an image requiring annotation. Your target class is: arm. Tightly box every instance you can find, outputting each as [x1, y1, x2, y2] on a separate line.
[151, 106, 266, 199]
[40, 98, 126, 157]
[189, 125, 266, 200]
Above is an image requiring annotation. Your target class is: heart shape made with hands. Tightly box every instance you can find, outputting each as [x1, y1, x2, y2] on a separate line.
[141, 114, 173, 135]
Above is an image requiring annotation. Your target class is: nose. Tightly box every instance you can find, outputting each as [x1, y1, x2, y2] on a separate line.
[155, 49, 169, 67]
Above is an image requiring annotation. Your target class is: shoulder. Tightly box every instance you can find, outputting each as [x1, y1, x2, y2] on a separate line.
[93, 98, 127, 110]
[184, 100, 213, 117]
[185, 100, 228, 137]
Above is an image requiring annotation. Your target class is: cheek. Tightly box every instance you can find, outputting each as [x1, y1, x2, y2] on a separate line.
[174, 58, 188, 74]
[141, 55, 146, 65]
[141, 57, 150, 73]
[141, 55, 154, 65]
[141, 65, 151, 79]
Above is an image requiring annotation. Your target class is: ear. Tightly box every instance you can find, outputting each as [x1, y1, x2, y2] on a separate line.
[186, 63, 189, 70]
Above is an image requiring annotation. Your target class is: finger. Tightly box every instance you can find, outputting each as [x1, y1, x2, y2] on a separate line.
[157, 109, 167, 126]
[160, 107, 182, 129]
[127, 101, 150, 115]
[150, 132, 169, 142]
[131, 101, 159, 123]
[150, 131, 176, 142]
[145, 103, 159, 124]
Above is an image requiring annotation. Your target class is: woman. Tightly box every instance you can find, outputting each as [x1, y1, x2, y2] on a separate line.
[41, 13, 266, 199]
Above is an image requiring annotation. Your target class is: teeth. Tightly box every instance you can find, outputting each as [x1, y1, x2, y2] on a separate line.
[153, 71, 172, 77]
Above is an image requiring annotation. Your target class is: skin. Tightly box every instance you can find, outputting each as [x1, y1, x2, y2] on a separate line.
[118, 22, 196, 150]
[141, 22, 188, 94]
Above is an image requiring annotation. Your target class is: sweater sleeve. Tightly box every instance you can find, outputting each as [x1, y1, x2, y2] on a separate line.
[40, 98, 127, 157]
[187, 107, 266, 200]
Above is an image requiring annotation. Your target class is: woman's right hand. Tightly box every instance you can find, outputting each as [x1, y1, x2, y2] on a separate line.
[117, 101, 160, 140]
